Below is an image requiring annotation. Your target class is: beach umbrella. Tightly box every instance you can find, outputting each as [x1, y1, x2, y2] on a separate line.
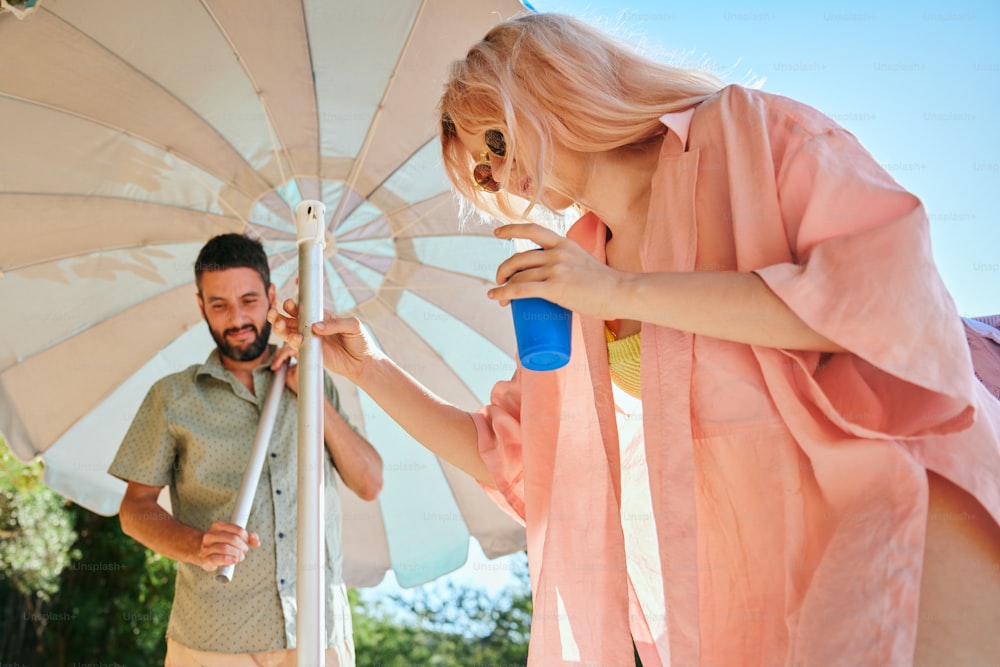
[0, 0, 528, 589]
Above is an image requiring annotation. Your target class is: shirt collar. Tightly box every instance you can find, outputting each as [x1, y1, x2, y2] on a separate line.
[196, 344, 278, 380]
[196, 348, 227, 380]
[659, 107, 696, 151]
[567, 106, 697, 239]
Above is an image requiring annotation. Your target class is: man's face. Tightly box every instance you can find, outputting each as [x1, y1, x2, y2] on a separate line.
[197, 268, 275, 363]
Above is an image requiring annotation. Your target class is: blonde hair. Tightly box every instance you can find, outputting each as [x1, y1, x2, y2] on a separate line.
[440, 12, 725, 222]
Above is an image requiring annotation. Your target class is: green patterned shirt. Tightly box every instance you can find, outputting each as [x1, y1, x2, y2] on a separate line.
[109, 347, 351, 653]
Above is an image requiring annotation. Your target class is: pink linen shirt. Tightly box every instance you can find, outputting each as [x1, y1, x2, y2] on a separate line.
[472, 85, 1000, 666]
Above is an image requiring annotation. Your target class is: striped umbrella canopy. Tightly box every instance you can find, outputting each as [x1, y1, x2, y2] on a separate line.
[0, 0, 528, 588]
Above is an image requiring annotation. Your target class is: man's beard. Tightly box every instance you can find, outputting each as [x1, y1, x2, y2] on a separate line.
[210, 320, 272, 362]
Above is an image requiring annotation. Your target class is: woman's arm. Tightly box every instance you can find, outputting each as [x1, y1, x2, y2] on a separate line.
[489, 223, 845, 353]
[268, 305, 495, 487]
[615, 269, 845, 352]
[352, 354, 493, 486]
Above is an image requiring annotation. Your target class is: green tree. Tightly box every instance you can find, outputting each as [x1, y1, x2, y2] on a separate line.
[0, 436, 175, 665]
[0, 436, 79, 661]
[351, 552, 532, 666]
[44, 504, 176, 665]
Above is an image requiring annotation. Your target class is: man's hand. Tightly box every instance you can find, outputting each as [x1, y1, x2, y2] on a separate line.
[119, 481, 264, 570]
[197, 521, 261, 572]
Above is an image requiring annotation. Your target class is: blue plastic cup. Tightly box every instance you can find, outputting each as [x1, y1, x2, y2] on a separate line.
[510, 297, 572, 371]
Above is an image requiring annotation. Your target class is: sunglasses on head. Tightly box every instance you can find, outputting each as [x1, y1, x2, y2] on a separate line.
[472, 129, 507, 193]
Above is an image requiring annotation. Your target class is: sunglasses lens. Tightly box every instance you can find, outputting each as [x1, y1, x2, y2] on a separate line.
[485, 129, 506, 158]
[473, 162, 500, 192]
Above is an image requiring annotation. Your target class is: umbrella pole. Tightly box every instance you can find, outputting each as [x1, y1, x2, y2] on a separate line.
[295, 200, 327, 667]
[215, 361, 289, 584]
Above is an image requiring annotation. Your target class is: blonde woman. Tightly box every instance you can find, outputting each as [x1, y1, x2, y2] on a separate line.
[271, 13, 1000, 667]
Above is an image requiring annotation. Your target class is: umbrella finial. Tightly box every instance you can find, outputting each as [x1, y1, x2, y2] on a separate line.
[295, 200, 327, 248]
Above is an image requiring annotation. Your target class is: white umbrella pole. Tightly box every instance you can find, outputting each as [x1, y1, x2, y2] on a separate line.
[215, 361, 289, 584]
[295, 200, 327, 667]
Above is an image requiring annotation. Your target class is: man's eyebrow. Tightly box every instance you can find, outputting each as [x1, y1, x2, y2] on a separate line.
[206, 291, 262, 302]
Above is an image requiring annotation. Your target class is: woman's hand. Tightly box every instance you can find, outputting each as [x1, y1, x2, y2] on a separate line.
[267, 300, 384, 382]
[488, 223, 629, 319]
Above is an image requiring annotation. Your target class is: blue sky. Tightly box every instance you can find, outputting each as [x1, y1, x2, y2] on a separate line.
[529, 0, 1000, 316]
[366, 0, 999, 602]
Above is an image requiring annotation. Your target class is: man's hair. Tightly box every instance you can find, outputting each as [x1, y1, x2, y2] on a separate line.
[194, 234, 271, 292]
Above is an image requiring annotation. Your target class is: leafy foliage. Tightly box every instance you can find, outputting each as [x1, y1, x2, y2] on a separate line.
[351, 553, 532, 666]
[0, 437, 78, 600]
[0, 436, 80, 660]
[0, 436, 175, 664]
[43, 504, 176, 664]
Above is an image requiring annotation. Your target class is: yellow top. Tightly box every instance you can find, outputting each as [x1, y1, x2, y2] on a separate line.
[606, 325, 642, 398]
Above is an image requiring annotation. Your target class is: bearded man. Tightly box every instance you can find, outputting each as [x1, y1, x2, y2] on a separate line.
[110, 234, 382, 666]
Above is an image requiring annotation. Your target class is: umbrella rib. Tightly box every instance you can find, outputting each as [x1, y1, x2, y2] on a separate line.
[329, 0, 430, 228]
[0, 90, 254, 225]
[175, 157, 251, 227]
[385, 189, 468, 240]
[3, 240, 212, 276]
[334, 243, 499, 290]
[357, 299, 484, 408]
[332, 191, 452, 260]
[392, 256, 497, 287]
[5, 282, 202, 370]
[333, 189, 450, 244]
[21, 8, 275, 200]
[198, 0, 297, 215]
[337, 192, 494, 270]
[0, 195, 244, 273]
[335, 231, 497, 290]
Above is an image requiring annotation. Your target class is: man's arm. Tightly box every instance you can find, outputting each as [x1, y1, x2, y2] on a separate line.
[323, 399, 383, 501]
[273, 347, 384, 501]
[118, 481, 260, 571]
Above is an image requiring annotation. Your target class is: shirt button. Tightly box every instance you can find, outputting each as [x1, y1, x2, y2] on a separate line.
[276, 489, 282, 495]
[271, 453, 277, 458]
[280, 578, 286, 585]
[279, 532, 285, 539]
